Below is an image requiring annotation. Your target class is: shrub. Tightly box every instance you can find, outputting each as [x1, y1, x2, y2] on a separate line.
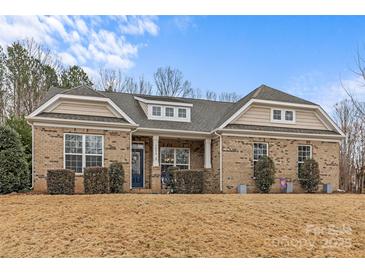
[169, 169, 204, 194]
[47, 169, 75, 194]
[299, 159, 320, 193]
[84, 167, 109, 194]
[108, 162, 124, 193]
[255, 156, 276, 193]
[0, 126, 29, 194]
[163, 166, 180, 191]
[5, 116, 32, 187]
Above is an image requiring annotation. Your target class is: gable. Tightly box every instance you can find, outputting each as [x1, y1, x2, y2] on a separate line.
[45, 98, 120, 118]
[230, 103, 330, 130]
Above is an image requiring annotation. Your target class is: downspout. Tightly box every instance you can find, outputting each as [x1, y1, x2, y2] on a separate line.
[129, 127, 138, 190]
[214, 131, 223, 192]
[27, 121, 35, 190]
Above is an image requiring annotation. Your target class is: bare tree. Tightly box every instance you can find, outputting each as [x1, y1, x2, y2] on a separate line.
[205, 90, 217, 101]
[219, 91, 239, 102]
[121, 76, 153, 95]
[0, 46, 8, 124]
[334, 99, 365, 193]
[98, 68, 125, 92]
[154, 66, 193, 97]
[5, 39, 61, 116]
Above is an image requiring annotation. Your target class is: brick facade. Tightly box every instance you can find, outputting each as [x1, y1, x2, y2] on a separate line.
[33, 126, 131, 193]
[221, 135, 340, 193]
[33, 126, 339, 194]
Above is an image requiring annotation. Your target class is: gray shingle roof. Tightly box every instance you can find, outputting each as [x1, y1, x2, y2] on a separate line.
[103, 92, 233, 132]
[35, 85, 334, 134]
[38, 112, 127, 123]
[225, 124, 341, 135]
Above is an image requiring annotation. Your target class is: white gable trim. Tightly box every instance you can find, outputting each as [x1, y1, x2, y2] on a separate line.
[26, 94, 138, 126]
[217, 98, 345, 137]
[134, 96, 193, 107]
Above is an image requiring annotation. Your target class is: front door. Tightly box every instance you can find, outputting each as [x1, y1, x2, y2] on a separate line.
[132, 144, 144, 188]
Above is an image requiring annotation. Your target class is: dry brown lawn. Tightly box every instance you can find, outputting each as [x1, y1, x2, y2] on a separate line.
[0, 194, 364, 258]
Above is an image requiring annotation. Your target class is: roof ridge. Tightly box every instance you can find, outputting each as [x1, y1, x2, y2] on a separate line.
[107, 91, 236, 104]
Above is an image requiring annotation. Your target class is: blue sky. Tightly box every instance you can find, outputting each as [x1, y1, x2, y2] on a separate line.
[1, 15, 365, 111]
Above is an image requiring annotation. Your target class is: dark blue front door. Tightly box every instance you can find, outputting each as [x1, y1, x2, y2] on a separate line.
[132, 148, 144, 188]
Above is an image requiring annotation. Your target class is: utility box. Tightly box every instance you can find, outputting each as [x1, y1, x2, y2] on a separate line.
[323, 183, 332, 193]
[286, 182, 293, 193]
[237, 184, 247, 194]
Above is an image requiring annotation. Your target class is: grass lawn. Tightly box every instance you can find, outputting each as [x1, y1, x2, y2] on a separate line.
[0, 194, 364, 257]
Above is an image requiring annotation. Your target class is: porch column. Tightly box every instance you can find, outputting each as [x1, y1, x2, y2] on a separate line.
[152, 135, 159, 167]
[151, 135, 161, 193]
[204, 138, 212, 169]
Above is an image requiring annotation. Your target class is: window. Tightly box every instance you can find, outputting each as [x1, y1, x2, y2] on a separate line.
[147, 104, 191, 122]
[165, 107, 174, 117]
[273, 109, 282, 120]
[178, 108, 187, 118]
[298, 145, 312, 178]
[271, 109, 296, 123]
[152, 106, 161, 116]
[253, 143, 268, 177]
[285, 110, 294, 121]
[160, 147, 190, 178]
[64, 134, 103, 173]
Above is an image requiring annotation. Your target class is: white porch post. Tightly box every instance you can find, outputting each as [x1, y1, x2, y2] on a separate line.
[204, 138, 212, 169]
[153, 135, 159, 167]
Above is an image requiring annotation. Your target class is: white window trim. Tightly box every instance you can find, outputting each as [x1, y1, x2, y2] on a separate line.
[178, 108, 187, 118]
[63, 133, 104, 175]
[160, 147, 191, 169]
[253, 142, 268, 178]
[148, 104, 191, 122]
[271, 108, 296, 124]
[297, 144, 312, 177]
[165, 107, 175, 117]
[152, 105, 162, 116]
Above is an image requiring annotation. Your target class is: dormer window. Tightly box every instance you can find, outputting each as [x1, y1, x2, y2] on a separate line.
[134, 96, 192, 122]
[165, 107, 174, 117]
[152, 106, 161, 116]
[178, 108, 187, 118]
[271, 108, 296, 124]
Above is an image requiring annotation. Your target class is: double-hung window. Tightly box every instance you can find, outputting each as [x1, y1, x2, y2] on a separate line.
[253, 143, 268, 178]
[64, 134, 103, 173]
[160, 147, 190, 178]
[271, 109, 295, 123]
[298, 145, 312, 178]
[165, 107, 174, 117]
[152, 106, 161, 116]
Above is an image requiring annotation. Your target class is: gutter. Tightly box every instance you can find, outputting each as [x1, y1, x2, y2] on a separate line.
[26, 121, 35, 190]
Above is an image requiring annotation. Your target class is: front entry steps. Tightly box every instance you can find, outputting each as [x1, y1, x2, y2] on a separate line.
[130, 188, 153, 194]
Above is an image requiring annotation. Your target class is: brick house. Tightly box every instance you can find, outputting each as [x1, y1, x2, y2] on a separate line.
[26, 84, 344, 193]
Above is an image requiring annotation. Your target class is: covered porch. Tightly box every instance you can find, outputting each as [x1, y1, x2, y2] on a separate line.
[131, 133, 213, 193]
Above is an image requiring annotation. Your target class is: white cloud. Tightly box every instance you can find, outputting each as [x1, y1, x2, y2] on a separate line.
[0, 15, 159, 75]
[75, 18, 88, 34]
[285, 71, 365, 113]
[119, 16, 159, 36]
[173, 16, 196, 32]
[58, 52, 77, 66]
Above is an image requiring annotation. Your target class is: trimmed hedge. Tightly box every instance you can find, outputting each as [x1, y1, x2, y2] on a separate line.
[84, 167, 109, 194]
[169, 169, 204, 194]
[47, 169, 75, 195]
[108, 162, 124, 193]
